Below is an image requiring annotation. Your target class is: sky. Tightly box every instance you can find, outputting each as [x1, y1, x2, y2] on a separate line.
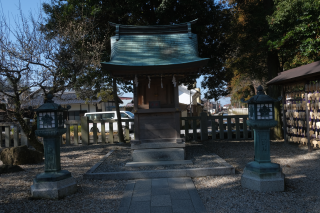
[1, 0, 231, 106]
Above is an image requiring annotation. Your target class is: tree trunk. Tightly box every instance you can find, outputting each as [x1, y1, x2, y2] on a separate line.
[113, 78, 124, 142]
[267, 51, 283, 140]
[14, 97, 44, 153]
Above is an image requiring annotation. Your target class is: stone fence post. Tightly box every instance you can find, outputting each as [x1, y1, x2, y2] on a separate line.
[81, 116, 89, 145]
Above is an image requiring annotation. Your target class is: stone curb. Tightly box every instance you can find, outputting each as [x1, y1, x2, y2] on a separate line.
[84, 166, 235, 180]
[85, 150, 114, 174]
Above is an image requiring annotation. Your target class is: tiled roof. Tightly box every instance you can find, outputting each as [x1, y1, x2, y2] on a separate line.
[267, 61, 320, 85]
[101, 22, 209, 75]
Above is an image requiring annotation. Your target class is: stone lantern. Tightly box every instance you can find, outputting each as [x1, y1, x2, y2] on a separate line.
[240, 85, 284, 192]
[30, 94, 77, 199]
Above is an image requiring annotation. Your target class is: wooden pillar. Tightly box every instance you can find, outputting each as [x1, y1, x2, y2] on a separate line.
[133, 84, 139, 141]
[211, 119, 216, 140]
[193, 119, 197, 141]
[227, 117, 232, 139]
[282, 87, 287, 143]
[305, 92, 312, 152]
[219, 117, 224, 139]
[93, 123, 98, 144]
[125, 121, 130, 142]
[200, 112, 208, 141]
[184, 119, 189, 142]
[243, 116, 248, 139]
[173, 79, 180, 139]
[235, 117, 240, 140]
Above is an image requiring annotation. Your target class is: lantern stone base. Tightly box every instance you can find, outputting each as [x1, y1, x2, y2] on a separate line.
[31, 176, 77, 199]
[241, 167, 284, 192]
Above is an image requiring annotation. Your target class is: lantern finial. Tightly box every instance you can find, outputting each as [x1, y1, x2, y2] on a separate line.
[47, 93, 54, 103]
[257, 85, 264, 95]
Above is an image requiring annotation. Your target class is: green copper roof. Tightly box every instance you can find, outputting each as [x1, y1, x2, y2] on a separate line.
[101, 22, 209, 73]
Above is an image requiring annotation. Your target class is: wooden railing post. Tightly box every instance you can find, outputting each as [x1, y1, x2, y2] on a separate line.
[235, 117, 240, 140]
[184, 119, 189, 142]
[81, 116, 89, 145]
[219, 117, 224, 139]
[93, 123, 98, 144]
[13, 126, 19, 147]
[200, 112, 208, 141]
[109, 121, 114, 144]
[193, 119, 197, 141]
[227, 117, 232, 140]
[66, 124, 70, 146]
[243, 116, 248, 139]
[211, 119, 216, 140]
[5, 126, 10, 147]
[125, 121, 130, 142]
[73, 124, 79, 145]
[101, 122, 106, 144]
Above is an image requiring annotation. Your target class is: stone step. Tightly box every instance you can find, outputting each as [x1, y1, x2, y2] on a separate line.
[125, 160, 193, 167]
[132, 148, 185, 162]
[131, 142, 185, 150]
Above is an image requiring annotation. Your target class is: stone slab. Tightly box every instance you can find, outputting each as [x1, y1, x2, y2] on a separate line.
[118, 178, 206, 213]
[30, 176, 77, 199]
[84, 167, 235, 180]
[241, 168, 285, 192]
[132, 148, 185, 162]
[151, 206, 173, 213]
[151, 195, 172, 206]
[131, 142, 185, 150]
[125, 160, 193, 167]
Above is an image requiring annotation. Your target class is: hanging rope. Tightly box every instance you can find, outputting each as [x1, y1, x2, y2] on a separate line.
[172, 75, 176, 87]
[134, 75, 138, 87]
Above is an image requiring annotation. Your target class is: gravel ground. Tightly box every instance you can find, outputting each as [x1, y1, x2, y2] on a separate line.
[93, 141, 228, 173]
[1, 140, 320, 213]
[0, 144, 127, 213]
[194, 140, 320, 213]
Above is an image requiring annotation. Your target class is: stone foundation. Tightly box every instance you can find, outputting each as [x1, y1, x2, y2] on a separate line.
[31, 177, 77, 199]
[241, 167, 285, 192]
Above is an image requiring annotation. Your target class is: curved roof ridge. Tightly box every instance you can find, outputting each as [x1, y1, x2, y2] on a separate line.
[109, 19, 198, 27]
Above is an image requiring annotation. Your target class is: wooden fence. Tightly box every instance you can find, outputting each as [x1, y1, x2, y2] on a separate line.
[63, 117, 133, 146]
[181, 113, 253, 142]
[0, 119, 30, 148]
[0, 113, 253, 148]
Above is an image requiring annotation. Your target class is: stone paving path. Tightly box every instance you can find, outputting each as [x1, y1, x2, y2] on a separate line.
[118, 177, 207, 213]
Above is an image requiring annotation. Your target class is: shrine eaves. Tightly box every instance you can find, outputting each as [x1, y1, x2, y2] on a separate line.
[101, 19, 210, 78]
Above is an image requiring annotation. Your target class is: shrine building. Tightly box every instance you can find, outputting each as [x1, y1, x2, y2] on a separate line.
[101, 20, 209, 166]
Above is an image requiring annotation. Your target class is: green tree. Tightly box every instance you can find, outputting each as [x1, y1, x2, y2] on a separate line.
[225, 0, 283, 139]
[0, 5, 106, 152]
[267, 0, 320, 69]
[43, 0, 233, 100]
